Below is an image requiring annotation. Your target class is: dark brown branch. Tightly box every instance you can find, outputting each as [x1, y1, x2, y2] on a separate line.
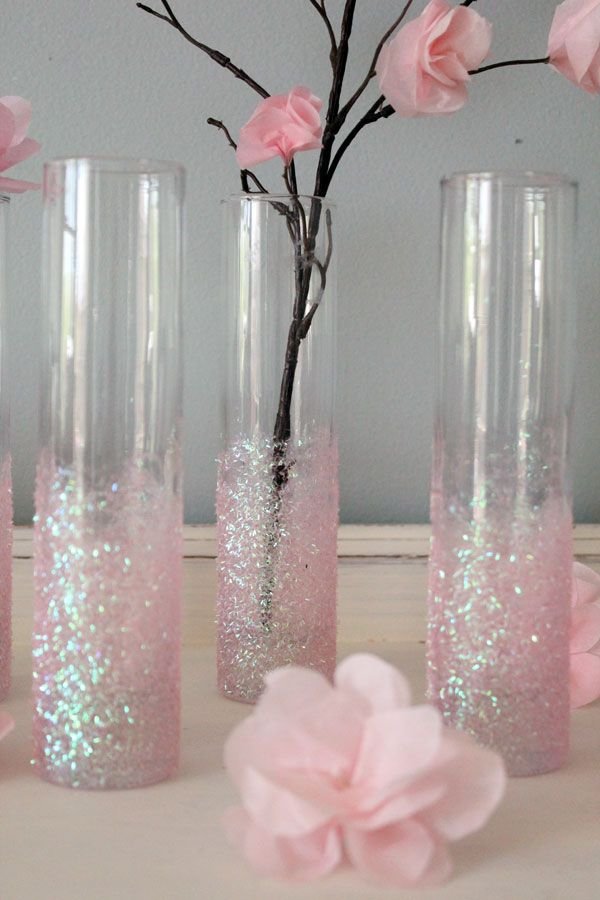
[327, 95, 393, 188]
[207, 117, 270, 194]
[336, 0, 417, 131]
[136, 1, 269, 98]
[308, 0, 337, 65]
[470, 56, 550, 75]
[313, 0, 358, 198]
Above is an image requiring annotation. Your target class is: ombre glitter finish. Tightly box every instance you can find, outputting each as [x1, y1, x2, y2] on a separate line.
[0, 456, 12, 701]
[427, 492, 572, 777]
[216, 434, 338, 703]
[32, 456, 182, 789]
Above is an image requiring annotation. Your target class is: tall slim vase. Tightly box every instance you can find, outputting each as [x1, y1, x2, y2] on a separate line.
[217, 194, 338, 703]
[427, 172, 577, 776]
[33, 157, 184, 788]
[0, 196, 12, 702]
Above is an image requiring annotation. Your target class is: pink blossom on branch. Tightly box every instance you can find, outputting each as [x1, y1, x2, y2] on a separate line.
[571, 562, 600, 708]
[548, 0, 600, 93]
[236, 86, 322, 169]
[0, 96, 41, 193]
[223, 654, 505, 888]
[376, 0, 492, 117]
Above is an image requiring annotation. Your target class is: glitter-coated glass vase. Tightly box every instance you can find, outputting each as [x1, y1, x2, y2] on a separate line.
[217, 194, 338, 703]
[0, 196, 12, 702]
[427, 172, 577, 776]
[33, 158, 184, 789]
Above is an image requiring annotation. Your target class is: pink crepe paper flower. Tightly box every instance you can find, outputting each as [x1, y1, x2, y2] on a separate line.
[0, 96, 41, 193]
[548, 0, 600, 93]
[376, 0, 492, 117]
[236, 86, 323, 169]
[0, 710, 14, 742]
[570, 562, 600, 708]
[223, 654, 506, 888]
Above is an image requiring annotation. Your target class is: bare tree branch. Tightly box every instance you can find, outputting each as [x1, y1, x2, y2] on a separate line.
[136, 1, 270, 98]
[336, 0, 417, 131]
[207, 117, 270, 194]
[326, 96, 394, 188]
[308, 0, 337, 66]
[470, 56, 550, 75]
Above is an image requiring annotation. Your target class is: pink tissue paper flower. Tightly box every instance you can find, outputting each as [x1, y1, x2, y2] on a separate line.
[0, 96, 41, 193]
[236, 86, 322, 169]
[0, 710, 14, 742]
[223, 654, 506, 889]
[376, 0, 492, 117]
[570, 562, 600, 708]
[548, 0, 600, 93]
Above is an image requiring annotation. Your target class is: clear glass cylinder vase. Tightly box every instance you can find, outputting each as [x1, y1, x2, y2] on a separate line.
[217, 194, 338, 703]
[33, 157, 184, 788]
[427, 172, 577, 776]
[0, 196, 12, 701]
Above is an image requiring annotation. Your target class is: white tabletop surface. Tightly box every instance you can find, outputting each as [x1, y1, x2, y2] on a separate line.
[1, 542, 599, 900]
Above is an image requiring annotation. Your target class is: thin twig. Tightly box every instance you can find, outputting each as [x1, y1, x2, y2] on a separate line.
[327, 95, 393, 188]
[136, 1, 270, 98]
[207, 117, 270, 193]
[470, 56, 550, 75]
[336, 0, 417, 130]
[308, 0, 337, 65]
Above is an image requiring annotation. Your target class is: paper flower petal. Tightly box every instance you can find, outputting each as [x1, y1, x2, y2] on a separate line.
[335, 652, 412, 711]
[223, 654, 505, 887]
[0, 175, 40, 193]
[224, 807, 342, 882]
[571, 651, 600, 708]
[571, 603, 600, 654]
[344, 819, 451, 888]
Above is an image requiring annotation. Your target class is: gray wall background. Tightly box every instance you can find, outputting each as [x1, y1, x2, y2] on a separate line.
[4, 0, 600, 524]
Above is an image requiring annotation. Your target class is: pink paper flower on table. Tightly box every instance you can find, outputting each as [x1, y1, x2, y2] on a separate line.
[0, 710, 14, 742]
[548, 0, 600, 93]
[0, 96, 41, 193]
[570, 562, 600, 708]
[236, 86, 322, 168]
[223, 654, 506, 889]
[376, 0, 492, 117]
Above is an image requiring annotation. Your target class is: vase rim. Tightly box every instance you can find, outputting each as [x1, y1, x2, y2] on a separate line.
[225, 193, 335, 207]
[45, 156, 185, 177]
[442, 171, 577, 189]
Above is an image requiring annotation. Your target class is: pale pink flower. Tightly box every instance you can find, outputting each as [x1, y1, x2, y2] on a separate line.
[376, 0, 492, 117]
[223, 654, 506, 888]
[548, 0, 600, 93]
[0, 96, 41, 193]
[570, 562, 600, 708]
[236, 86, 322, 168]
[0, 710, 14, 742]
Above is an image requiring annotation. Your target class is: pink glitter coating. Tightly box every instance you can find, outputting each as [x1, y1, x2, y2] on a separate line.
[427, 496, 572, 777]
[32, 456, 182, 789]
[0, 456, 12, 702]
[216, 434, 338, 703]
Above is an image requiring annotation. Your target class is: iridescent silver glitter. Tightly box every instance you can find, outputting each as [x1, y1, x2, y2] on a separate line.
[427, 491, 572, 777]
[0, 456, 12, 701]
[216, 433, 338, 703]
[32, 455, 182, 789]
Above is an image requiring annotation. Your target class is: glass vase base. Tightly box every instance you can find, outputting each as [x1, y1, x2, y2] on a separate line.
[32, 458, 182, 789]
[427, 499, 572, 778]
[216, 434, 338, 704]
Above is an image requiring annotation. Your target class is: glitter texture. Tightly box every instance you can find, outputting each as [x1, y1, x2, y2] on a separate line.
[32, 454, 182, 789]
[216, 433, 338, 703]
[427, 487, 572, 777]
[0, 455, 12, 702]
